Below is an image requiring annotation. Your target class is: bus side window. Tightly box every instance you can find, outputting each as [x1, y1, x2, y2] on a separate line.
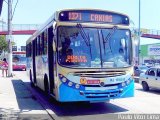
[26, 44, 28, 57]
[37, 37, 39, 56]
[38, 36, 41, 55]
[27, 44, 31, 57]
[37, 36, 39, 55]
[44, 30, 48, 55]
[41, 33, 44, 55]
[35, 38, 37, 56]
[30, 43, 32, 57]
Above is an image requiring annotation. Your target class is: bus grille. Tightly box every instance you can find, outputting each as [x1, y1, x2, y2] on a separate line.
[83, 90, 120, 98]
[73, 71, 126, 78]
[83, 83, 120, 87]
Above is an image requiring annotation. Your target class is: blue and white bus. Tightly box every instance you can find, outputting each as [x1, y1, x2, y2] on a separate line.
[26, 9, 134, 102]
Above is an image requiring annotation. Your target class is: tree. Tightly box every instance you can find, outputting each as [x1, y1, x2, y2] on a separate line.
[0, 35, 16, 53]
[0, 35, 8, 54]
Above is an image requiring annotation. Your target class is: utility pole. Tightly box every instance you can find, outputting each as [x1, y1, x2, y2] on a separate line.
[138, 0, 141, 65]
[7, 0, 13, 77]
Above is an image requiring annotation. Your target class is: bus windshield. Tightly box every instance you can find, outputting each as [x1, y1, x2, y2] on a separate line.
[58, 26, 132, 68]
[13, 55, 26, 64]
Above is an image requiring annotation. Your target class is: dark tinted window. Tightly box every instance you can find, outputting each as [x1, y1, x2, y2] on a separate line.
[147, 69, 156, 76]
[157, 69, 160, 77]
[44, 30, 48, 55]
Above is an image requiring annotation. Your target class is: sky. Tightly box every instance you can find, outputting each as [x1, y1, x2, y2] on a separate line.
[1, 0, 160, 46]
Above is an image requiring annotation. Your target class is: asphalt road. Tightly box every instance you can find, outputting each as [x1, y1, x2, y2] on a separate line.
[14, 71, 160, 120]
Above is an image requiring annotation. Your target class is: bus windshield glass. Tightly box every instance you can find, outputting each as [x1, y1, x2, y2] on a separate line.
[58, 26, 132, 68]
[13, 54, 26, 64]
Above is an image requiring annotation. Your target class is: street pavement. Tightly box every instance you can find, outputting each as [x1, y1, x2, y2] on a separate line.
[0, 70, 53, 120]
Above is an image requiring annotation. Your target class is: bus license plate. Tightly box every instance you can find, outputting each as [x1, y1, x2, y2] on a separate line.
[87, 80, 100, 84]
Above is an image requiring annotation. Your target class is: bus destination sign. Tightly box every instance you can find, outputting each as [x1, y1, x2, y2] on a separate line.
[58, 10, 129, 25]
[68, 12, 113, 23]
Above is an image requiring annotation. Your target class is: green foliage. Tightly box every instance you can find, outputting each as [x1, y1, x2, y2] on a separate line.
[0, 35, 8, 52]
[0, 36, 16, 54]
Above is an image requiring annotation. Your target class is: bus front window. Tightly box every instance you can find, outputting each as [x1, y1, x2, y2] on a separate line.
[58, 26, 132, 68]
[101, 29, 132, 68]
[58, 26, 98, 67]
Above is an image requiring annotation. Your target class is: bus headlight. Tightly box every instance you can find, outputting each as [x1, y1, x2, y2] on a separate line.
[75, 84, 80, 89]
[68, 81, 73, 86]
[121, 82, 126, 87]
[126, 79, 130, 85]
[59, 74, 85, 90]
[126, 77, 132, 85]
[62, 77, 67, 83]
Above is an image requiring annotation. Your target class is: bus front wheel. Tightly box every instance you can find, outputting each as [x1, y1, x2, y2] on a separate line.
[30, 71, 34, 87]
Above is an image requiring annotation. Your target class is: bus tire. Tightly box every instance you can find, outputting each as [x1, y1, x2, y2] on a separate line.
[142, 81, 149, 91]
[44, 75, 49, 95]
[30, 70, 34, 87]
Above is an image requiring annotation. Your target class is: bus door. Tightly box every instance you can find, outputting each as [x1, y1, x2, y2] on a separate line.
[48, 26, 55, 94]
[32, 39, 37, 84]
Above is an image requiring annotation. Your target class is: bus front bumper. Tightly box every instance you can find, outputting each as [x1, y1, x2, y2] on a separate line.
[58, 80, 134, 102]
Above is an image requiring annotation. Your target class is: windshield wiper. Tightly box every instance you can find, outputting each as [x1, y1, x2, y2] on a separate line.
[76, 23, 90, 46]
[105, 26, 117, 42]
[101, 29, 106, 55]
[76, 23, 92, 59]
[97, 29, 103, 67]
[102, 26, 117, 55]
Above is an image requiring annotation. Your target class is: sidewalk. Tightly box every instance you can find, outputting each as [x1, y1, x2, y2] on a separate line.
[0, 71, 52, 119]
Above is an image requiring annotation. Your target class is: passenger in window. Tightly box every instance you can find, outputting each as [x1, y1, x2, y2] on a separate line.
[60, 37, 73, 64]
[62, 37, 71, 52]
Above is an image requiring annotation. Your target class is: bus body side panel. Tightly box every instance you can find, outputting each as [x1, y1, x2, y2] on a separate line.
[119, 81, 134, 98]
[35, 56, 44, 89]
[35, 55, 49, 91]
[42, 54, 49, 90]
